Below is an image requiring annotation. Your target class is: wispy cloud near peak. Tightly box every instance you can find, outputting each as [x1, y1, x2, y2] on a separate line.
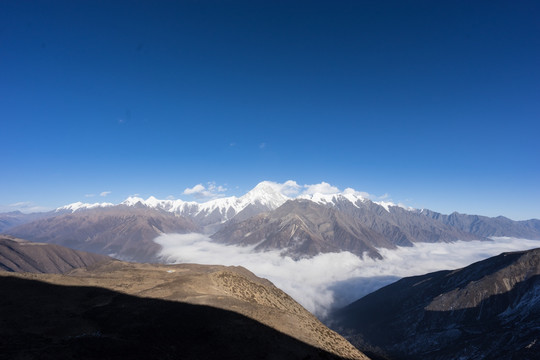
[183, 182, 228, 199]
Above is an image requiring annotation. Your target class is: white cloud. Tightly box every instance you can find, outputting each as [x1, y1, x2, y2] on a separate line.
[9, 201, 33, 208]
[183, 182, 228, 199]
[343, 187, 371, 199]
[100, 191, 112, 197]
[85, 194, 95, 198]
[183, 184, 206, 195]
[277, 180, 302, 196]
[208, 182, 227, 193]
[155, 234, 540, 318]
[302, 182, 340, 195]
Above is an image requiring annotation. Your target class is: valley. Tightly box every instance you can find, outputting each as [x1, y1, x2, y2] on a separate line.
[1, 182, 539, 359]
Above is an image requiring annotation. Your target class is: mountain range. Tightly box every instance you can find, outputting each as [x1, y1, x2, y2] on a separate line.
[2, 181, 540, 262]
[331, 247, 540, 360]
[5, 206, 199, 262]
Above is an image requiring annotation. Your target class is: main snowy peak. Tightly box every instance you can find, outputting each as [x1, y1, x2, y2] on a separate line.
[238, 180, 291, 208]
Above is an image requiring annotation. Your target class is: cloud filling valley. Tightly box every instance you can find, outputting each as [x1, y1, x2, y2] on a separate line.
[155, 234, 540, 317]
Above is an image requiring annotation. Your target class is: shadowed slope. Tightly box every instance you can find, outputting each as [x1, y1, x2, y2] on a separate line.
[332, 248, 540, 360]
[0, 261, 368, 360]
[0, 235, 110, 273]
[0, 276, 357, 360]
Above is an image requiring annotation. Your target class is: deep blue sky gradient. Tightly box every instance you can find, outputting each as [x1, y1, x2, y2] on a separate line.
[1, 1, 539, 219]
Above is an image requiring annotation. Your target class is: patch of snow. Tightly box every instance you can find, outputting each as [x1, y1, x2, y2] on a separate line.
[374, 200, 394, 212]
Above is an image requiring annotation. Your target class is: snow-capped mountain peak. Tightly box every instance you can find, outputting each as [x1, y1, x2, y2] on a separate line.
[121, 196, 146, 206]
[239, 181, 291, 208]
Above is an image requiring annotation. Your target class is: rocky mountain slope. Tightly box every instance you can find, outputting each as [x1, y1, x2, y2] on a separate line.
[212, 199, 391, 259]
[0, 235, 110, 273]
[6, 206, 199, 262]
[331, 248, 540, 360]
[212, 199, 484, 259]
[0, 260, 369, 360]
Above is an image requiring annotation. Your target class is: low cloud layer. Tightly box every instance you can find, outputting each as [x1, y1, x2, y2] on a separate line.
[155, 234, 540, 317]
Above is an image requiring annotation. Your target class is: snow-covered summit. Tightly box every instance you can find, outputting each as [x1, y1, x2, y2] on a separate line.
[56, 201, 114, 212]
[299, 187, 369, 207]
[238, 181, 290, 208]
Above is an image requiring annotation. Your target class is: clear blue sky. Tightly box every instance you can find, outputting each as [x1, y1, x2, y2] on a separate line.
[1, 0, 539, 220]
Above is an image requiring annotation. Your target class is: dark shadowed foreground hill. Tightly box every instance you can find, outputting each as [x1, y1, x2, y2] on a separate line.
[0, 235, 110, 273]
[332, 248, 540, 360]
[0, 261, 368, 360]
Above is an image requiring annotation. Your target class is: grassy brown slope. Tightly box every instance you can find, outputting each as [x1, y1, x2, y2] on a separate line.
[0, 261, 368, 360]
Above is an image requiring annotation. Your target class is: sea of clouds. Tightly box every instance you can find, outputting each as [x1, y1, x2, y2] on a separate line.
[155, 234, 540, 318]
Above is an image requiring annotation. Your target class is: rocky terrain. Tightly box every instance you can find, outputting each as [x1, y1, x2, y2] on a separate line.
[212, 199, 484, 259]
[331, 248, 540, 360]
[0, 235, 110, 273]
[0, 260, 368, 360]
